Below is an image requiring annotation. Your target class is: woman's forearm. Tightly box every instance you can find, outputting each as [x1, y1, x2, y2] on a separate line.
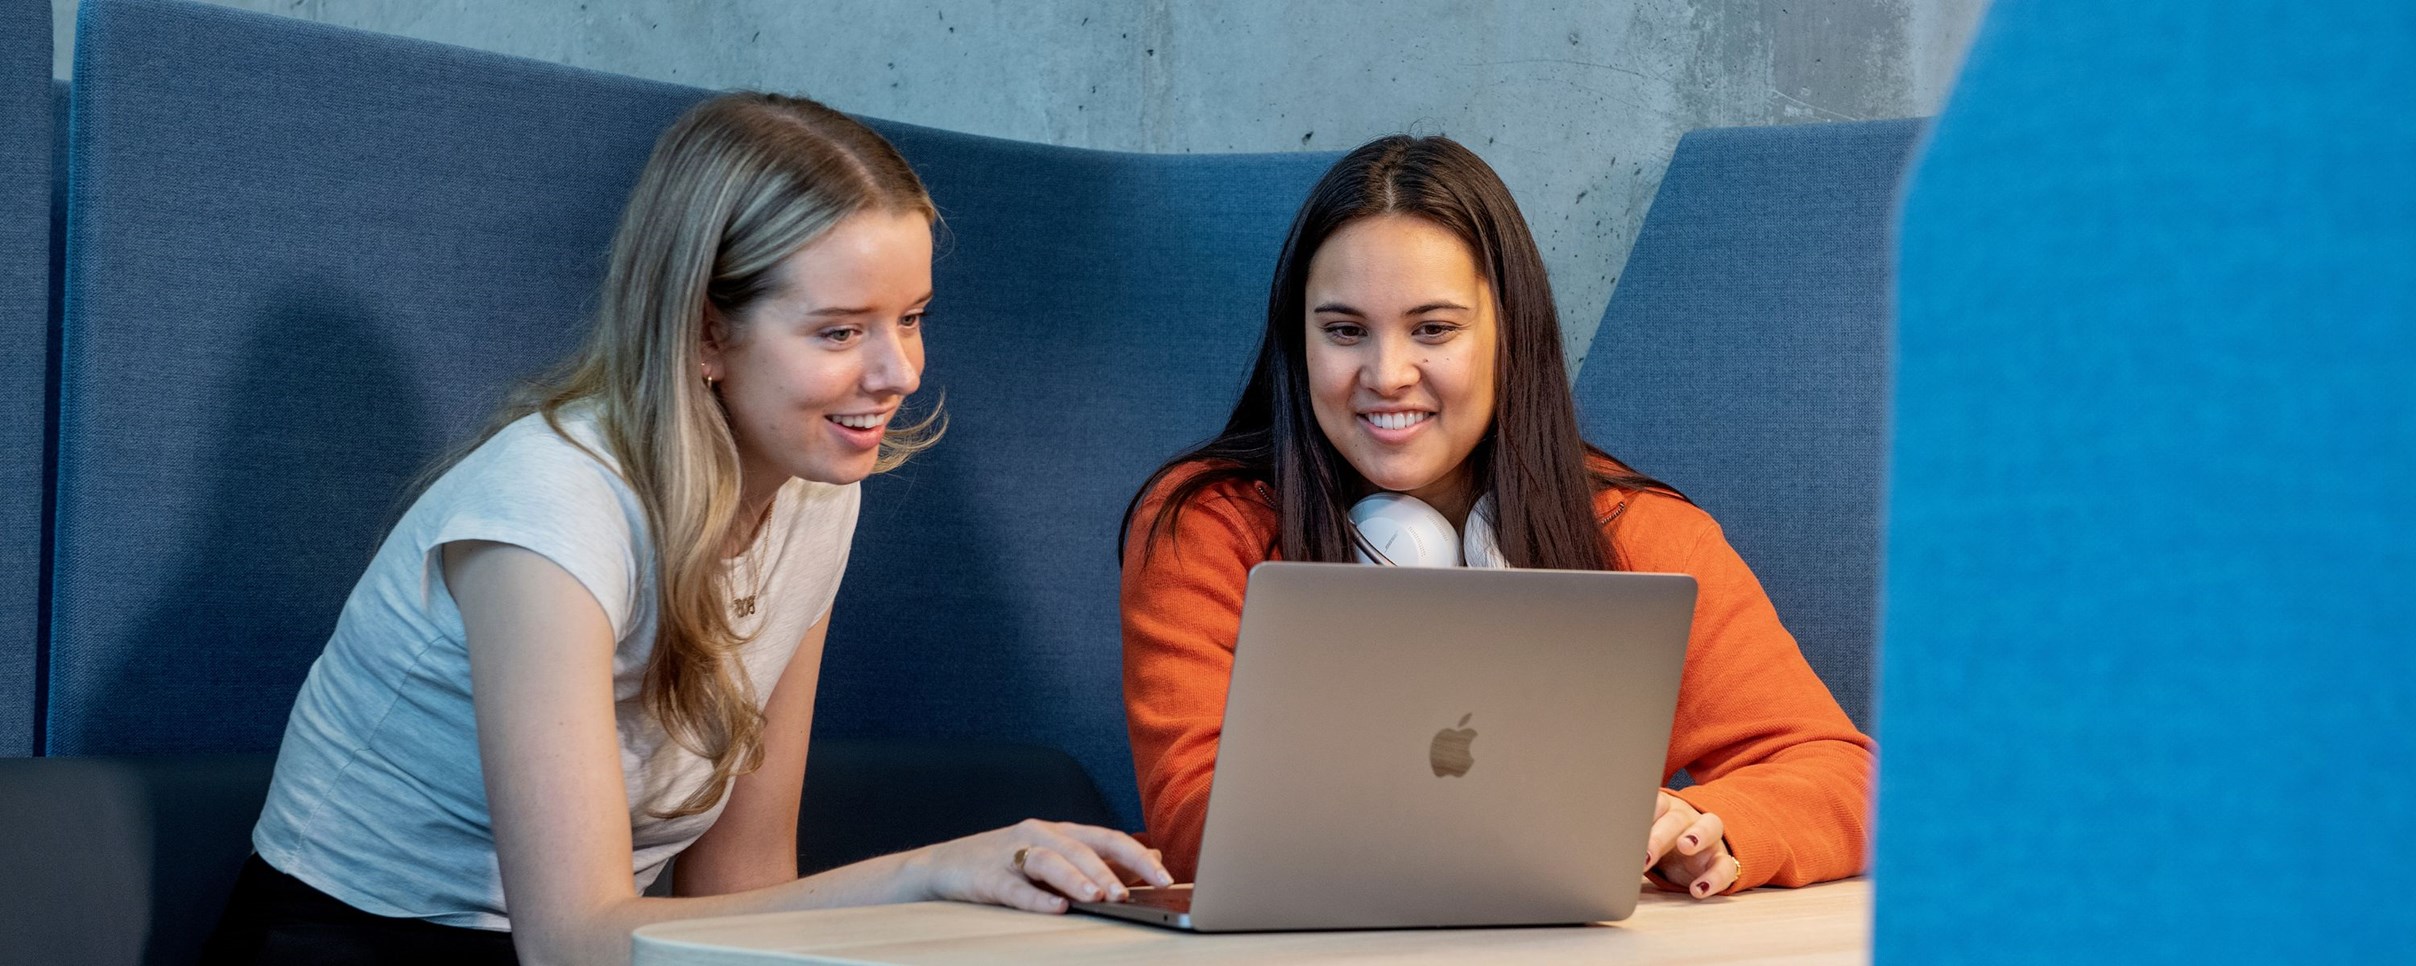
[1668, 738, 1873, 888]
[517, 848, 932, 966]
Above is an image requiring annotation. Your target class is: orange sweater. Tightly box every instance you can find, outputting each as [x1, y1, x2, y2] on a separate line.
[1121, 465, 1875, 891]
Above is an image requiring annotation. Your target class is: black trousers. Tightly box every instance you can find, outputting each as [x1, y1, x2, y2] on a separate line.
[201, 855, 520, 965]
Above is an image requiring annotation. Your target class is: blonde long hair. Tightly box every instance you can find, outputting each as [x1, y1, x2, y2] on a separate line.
[493, 92, 939, 818]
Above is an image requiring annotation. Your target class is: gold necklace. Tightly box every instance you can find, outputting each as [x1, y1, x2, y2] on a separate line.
[729, 497, 776, 618]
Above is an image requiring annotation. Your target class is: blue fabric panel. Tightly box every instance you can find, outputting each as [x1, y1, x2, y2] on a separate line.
[0, 0, 53, 758]
[829, 127, 1336, 825]
[50, 0, 707, 754]
[51, 0, 1336, 827]
[1878, 2, 2414, 961]
[1573, 119, 1922, 732]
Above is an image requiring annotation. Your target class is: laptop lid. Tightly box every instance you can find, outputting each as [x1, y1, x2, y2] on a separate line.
[1185, 562, 1695, 931]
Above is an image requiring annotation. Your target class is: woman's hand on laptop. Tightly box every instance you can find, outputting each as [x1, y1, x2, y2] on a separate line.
[907, 819, 1176, 914]
[1644, 791, 1740, 899]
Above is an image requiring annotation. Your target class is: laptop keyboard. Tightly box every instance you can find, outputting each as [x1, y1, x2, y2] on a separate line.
[1119, 888, 1193, 912]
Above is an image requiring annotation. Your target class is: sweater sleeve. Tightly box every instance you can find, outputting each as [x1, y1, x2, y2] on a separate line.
[1649, 514, 1876, 891]
[1119, 476, 1267, 883]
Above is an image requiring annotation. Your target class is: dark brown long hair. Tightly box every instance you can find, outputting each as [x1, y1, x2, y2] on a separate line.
[1121, 135, 1679, 569]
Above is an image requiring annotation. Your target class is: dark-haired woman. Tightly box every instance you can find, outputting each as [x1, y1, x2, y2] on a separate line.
[1120, 136, 1873, 898]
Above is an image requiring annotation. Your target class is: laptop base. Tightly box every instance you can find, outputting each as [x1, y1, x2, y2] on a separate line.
[1072, 886, 1195, 930]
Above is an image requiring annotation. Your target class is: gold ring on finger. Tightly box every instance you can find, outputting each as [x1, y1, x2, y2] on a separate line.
[1011, 846, 1031, 875]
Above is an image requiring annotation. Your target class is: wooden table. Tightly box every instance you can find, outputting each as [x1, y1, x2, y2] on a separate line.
[632, 879, 1871, 964]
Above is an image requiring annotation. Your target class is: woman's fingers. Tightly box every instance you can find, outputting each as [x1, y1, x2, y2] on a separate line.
[1689, 850, 1740, 899]
[1674, 812, 1725, 857]
[941, 819, 1178, 915]
[1642, 793, 1732, 899]
[1657, 840, 1714, 887]
[1659, 810, 1733, 898]
[1643, 801, 1695, 872]
[989, 865, 1071, 913]
[1019, 845, 1116, 903]
[1057, 823, 1175, 887]
[1028, 826, 1132, 902]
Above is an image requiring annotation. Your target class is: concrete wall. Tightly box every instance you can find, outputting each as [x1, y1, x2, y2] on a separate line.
[50, 0, 1987, 366]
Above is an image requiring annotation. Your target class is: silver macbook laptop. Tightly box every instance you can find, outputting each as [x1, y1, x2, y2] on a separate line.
[1075, 561, 1696, 932]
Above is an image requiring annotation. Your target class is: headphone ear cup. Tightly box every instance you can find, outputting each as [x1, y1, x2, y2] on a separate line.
[1348, 493, 1463, 567]
[1462, 493, 1506, 568]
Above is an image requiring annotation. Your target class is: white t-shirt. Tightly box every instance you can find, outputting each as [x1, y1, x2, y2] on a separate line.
[253, 407, 860, 930]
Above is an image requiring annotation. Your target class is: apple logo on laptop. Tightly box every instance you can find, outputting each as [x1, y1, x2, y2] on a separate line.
[1429, 713, 1477, 777]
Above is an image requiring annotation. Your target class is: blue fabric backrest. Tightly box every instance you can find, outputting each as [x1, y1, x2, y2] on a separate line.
[52, 0, 1334, 825]
[51, 0, 708, 755]
[0, 0, 53, 758]
[1877, 2, 2413, 960]
[818, 136, 1333, 824]
[1573, 119, 1922, 732]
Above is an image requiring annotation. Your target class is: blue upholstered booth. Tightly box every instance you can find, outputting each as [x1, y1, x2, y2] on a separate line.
[19, 1, 1949, 960]
[49, 0, 1334, 827]
[1574, 119, 1921, 732]
[0, 0, 54, 759]
[1877, 1, 2414, 960]
[0, 0, 54, 760]
[818, 133, 1334, 828]
[50, 0, 709, 759]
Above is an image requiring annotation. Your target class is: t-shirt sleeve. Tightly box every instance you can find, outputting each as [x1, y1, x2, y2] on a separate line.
[1633, 508, 1876, 891]
[415, 432, 648, 640]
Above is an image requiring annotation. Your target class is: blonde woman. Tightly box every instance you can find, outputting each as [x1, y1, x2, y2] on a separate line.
[203, 93, 1168, 966]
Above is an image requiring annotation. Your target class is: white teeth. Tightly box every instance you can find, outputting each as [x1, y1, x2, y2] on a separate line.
[830, 414, 884, 430]
[1364, 411, 1433, 431]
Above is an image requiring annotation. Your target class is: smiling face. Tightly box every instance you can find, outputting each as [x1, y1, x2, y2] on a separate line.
[702, 207, 933, 491]
[1304, 214, 1500, 522]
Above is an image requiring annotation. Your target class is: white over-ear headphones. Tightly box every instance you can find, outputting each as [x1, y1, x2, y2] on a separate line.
[1348, 492, 1505, 568]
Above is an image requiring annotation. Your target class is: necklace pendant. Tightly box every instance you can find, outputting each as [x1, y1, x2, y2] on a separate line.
[732, 595, 758, 617]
